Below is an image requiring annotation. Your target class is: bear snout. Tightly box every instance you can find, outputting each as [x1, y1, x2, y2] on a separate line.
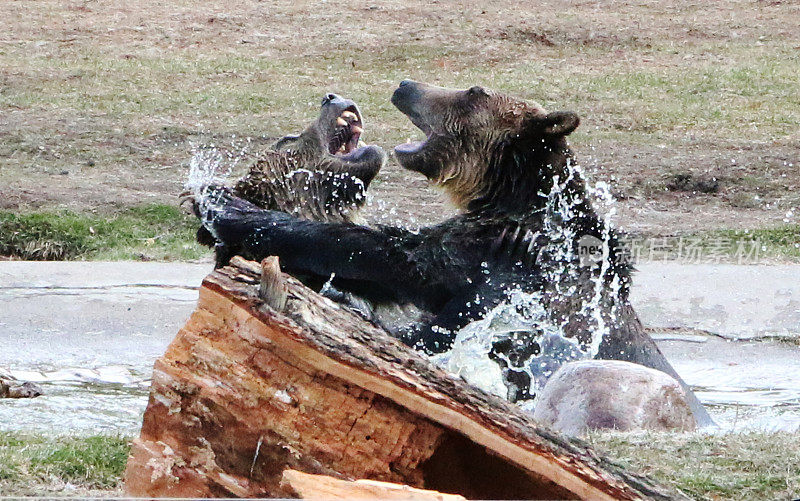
[391, 80, 422, 114]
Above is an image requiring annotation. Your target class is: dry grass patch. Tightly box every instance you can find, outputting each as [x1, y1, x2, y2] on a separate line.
[1, 0, 798, 233]
[589, 431, 800, 501]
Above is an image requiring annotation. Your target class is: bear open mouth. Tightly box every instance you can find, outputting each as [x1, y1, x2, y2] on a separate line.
[393, 113, 433, 157]
[328, 106, 363, 156]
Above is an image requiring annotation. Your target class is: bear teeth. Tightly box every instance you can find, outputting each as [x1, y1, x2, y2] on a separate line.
[329, 110, 363, 156]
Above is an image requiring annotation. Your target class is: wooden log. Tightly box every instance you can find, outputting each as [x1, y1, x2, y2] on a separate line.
[123, 257, 684, 500]
[281, 469, 466, 500]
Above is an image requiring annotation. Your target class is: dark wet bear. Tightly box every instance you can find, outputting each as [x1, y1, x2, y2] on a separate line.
[202, 81, 712, 426]
[194, 93, 386, 263]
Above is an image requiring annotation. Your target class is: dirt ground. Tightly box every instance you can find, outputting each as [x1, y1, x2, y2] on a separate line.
[1, 0, 798, 235]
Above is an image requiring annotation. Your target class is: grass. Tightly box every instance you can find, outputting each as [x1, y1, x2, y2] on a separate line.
[3, 44, 797, 144]
[627, 225, 800, 264]
[0, 433, 130, 496]
[588, 431, 800, 501]
[0, 0, 798, 234]
[0, 203, 207, 261]
[0, 431, 797, 498]
[717, 226, 800, 262]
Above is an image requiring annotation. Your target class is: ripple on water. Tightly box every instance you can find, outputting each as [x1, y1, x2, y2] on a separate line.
[0, 365, 150, 436]
[670, 350, 800, 433]
[2, 352, 798, 435]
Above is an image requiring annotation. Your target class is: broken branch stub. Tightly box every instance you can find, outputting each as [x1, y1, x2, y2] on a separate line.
[259, 256, 287, 311]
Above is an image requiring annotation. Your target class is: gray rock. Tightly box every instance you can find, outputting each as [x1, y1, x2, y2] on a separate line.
[532, 360, 696, 436]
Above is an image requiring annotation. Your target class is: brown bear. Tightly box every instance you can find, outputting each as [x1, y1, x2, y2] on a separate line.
[200, 81, 712, 426]
[232, 93, 386, 224]
[193, 93, 386, 267]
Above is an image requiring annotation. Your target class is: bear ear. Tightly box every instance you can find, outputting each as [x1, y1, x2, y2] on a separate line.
[541, 111, 580, 137]
[272, 134, 301, 151]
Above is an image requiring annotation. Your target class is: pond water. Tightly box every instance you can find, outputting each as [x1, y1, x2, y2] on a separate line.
[0, 261, 202, 437]
[1, 336, 797, 437]
[1, 262, 798, 436]
[0, 367, 149, 436]
[659, 336, 800, 433]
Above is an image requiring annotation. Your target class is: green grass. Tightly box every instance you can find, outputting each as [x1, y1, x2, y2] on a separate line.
[0, 433, 130, 496]
[627, 225, 800, 264]
[588, 431, 800, 501]
[1, 203, 795, 263]
[717, 226, 800, 262]
[0, 431, 797, 498]
[0, 203, 207, 261]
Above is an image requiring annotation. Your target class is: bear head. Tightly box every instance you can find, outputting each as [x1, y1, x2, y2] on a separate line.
[274, 92, 386, 187]
[391, 81, 580, 213]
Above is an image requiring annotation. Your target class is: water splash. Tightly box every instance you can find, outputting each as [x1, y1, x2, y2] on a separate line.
[186, 147, 226, 200]
[364, 194, 423, 230]
[185, 140, 253, 222]
[432, 289, 589, 399]
[432, 161, 626, 404]
[186, 139, 374, 228]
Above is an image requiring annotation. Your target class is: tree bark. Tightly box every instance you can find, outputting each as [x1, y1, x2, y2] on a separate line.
[123, 257, 684, 500]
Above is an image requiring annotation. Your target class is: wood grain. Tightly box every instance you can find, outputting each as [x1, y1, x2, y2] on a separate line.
[123, 257, 684, 500]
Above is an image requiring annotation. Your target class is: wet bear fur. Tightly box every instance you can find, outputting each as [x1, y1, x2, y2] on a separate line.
[200, 82, 712, 426]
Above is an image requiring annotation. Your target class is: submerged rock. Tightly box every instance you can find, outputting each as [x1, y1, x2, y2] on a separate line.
[532, 360, 696, 436]
[0, 378, 44, 399]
